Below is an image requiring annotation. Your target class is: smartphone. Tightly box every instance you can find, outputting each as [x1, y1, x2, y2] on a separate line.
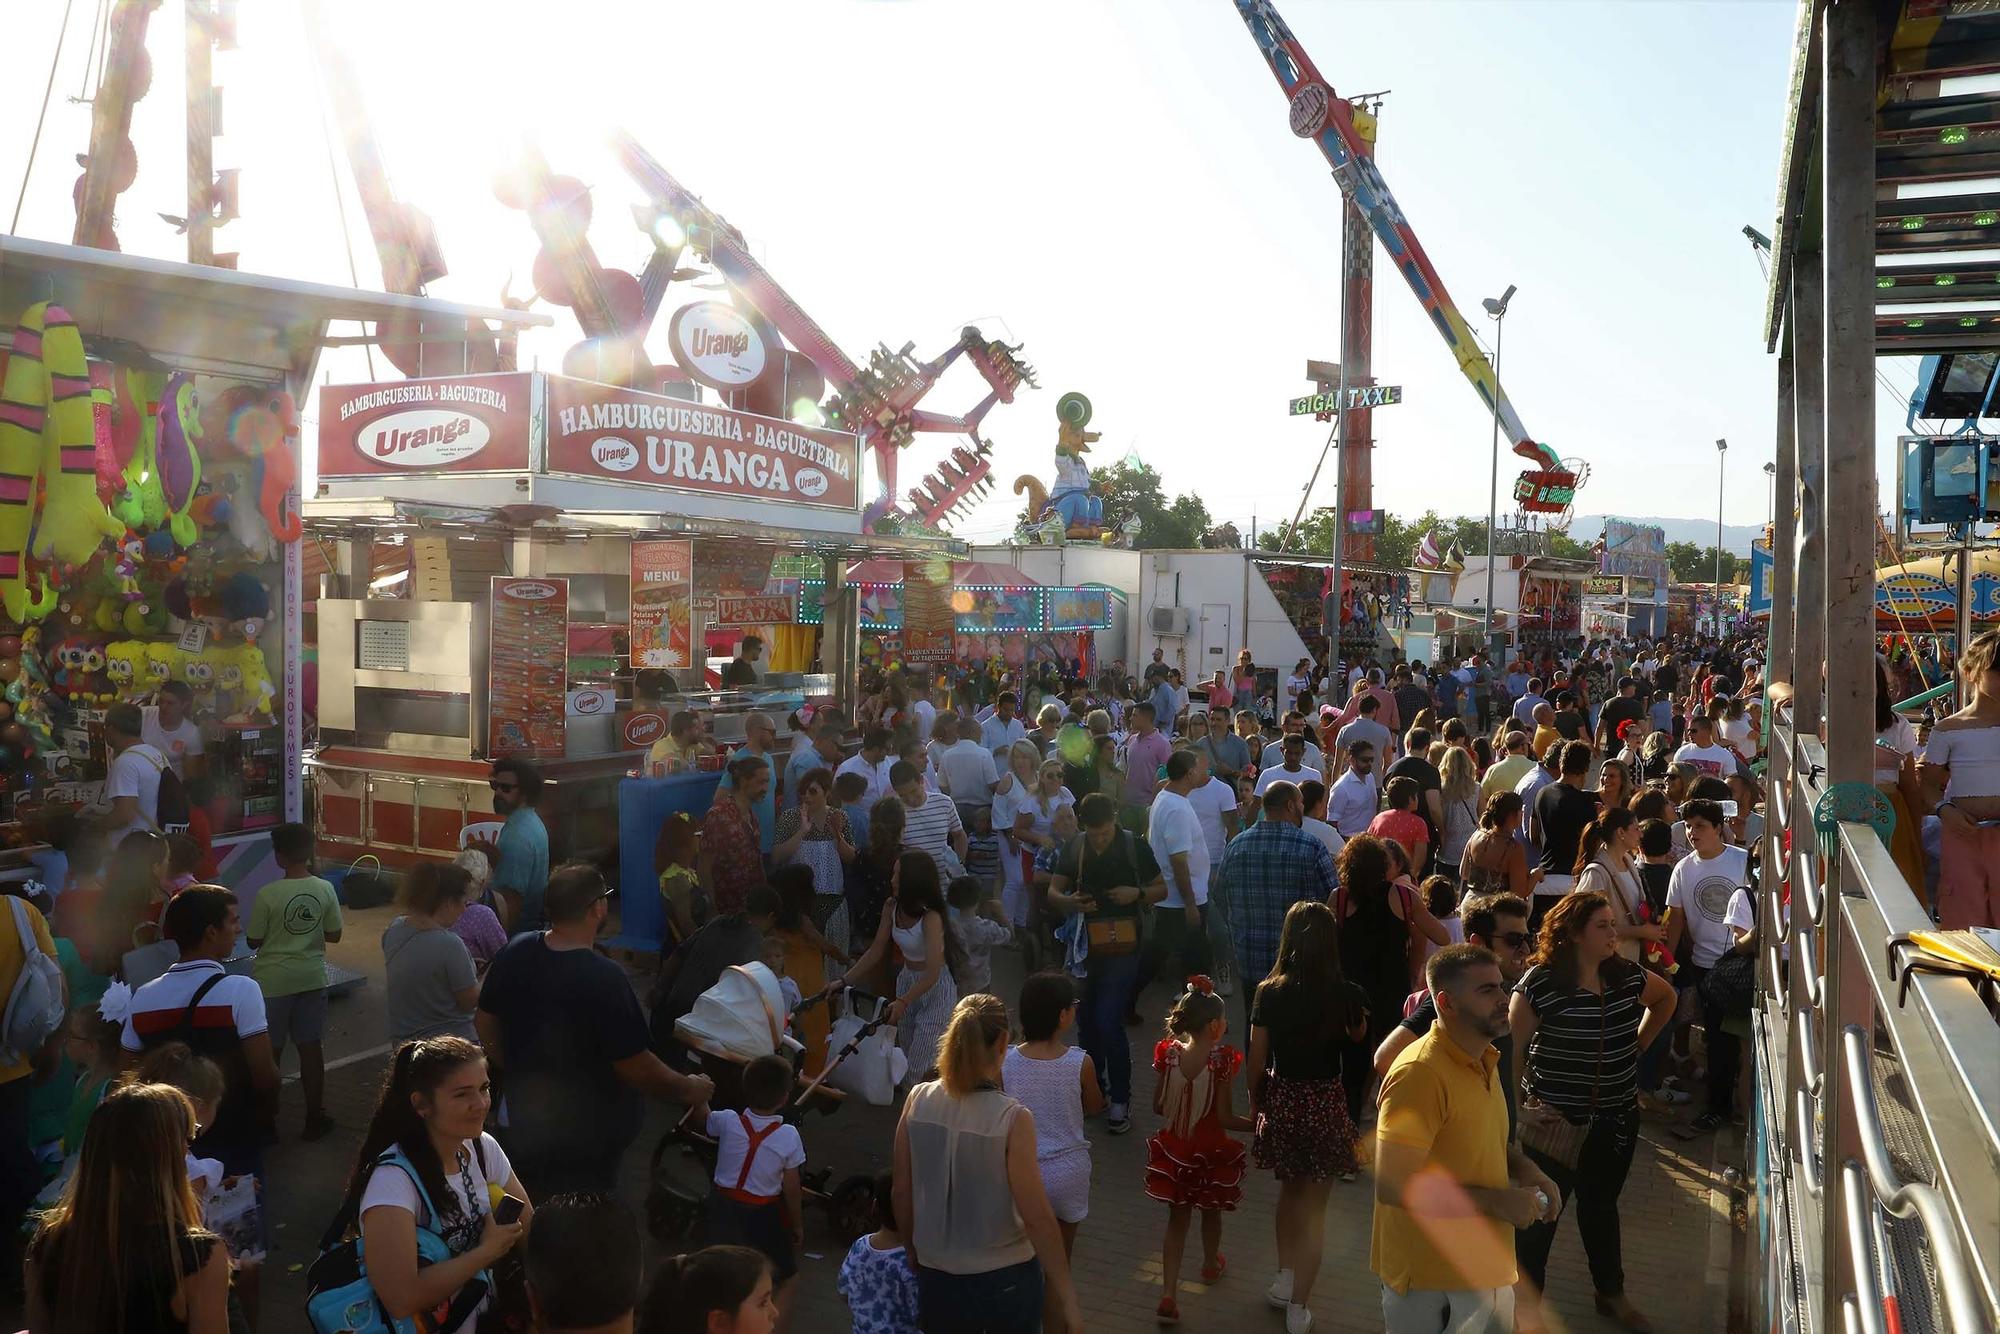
[494, 1194, 526, 1226]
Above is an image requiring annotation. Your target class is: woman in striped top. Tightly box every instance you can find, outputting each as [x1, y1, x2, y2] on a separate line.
[1508, 891, 1676, 1333]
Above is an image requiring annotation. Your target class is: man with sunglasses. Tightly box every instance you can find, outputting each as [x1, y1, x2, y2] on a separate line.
[1373, 893, 1534, 1132]
[477, 758, 550, 932]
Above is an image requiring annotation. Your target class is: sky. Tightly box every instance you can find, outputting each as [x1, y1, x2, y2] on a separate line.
[3, 0, 1870, 545]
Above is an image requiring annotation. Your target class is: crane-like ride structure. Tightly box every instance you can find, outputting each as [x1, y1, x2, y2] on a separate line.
[1228, 0, 1582, 539]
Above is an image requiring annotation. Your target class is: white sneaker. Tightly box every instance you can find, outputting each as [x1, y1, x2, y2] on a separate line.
[1265, 1270, 1293, 1309]
[1285, 1303, 1314, 1334]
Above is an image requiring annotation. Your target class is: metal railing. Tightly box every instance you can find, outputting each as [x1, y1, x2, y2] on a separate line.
[1750, 717, 1999, 1334]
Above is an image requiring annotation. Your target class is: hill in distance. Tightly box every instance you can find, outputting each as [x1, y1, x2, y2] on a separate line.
[1567, 514, 1762, 558]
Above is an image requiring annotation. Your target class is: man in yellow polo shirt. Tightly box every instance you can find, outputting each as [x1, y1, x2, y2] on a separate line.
[1372, 944, 1559, 1333]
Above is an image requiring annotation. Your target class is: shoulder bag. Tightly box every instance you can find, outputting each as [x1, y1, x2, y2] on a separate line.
[305, 1146, 488, 1334]
[1081, 832, 1140, 956]
[1516, 976, 1606, 1170]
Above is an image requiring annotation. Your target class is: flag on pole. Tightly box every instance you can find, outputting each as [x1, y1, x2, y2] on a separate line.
[1414, 529, 1442, 569]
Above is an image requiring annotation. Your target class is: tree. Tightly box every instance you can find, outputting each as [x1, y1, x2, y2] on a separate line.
[1667, 541, 1739, 584]
[1018, 458, 1211, 547]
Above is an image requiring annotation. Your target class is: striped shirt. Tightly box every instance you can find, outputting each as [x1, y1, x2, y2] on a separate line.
[900, 794, 963, 878]
[1515, 960, 1645, 1116]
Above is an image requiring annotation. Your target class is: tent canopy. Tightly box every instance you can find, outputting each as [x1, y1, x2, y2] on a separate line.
[844, 559, 1042, 589]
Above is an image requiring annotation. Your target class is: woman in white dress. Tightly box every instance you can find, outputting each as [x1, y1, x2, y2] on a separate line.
[838, 852, 965, 1086]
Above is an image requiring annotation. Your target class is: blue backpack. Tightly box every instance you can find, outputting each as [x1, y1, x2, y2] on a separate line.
[305, 1146, 489, 1334]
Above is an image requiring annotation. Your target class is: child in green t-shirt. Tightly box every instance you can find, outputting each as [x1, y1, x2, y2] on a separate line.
[247, 823, 343, 1140]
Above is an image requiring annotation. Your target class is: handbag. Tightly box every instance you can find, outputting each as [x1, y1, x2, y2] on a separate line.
[1078, 831, 1140, 956]
[1517, 980, 1606, 1171]
[825, 995, 908, 1105]
[306, 1147, 488, 1334]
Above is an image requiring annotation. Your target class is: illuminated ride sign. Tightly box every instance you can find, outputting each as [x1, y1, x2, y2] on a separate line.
[1289, 384, 1403, 415]
[1514, 468, 1577, 514]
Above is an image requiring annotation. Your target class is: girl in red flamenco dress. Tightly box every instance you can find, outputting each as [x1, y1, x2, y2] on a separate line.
[1144, 977, 1253, 1324]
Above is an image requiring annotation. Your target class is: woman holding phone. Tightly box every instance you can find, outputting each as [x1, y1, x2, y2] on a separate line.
[331, 1036, 532, 1331]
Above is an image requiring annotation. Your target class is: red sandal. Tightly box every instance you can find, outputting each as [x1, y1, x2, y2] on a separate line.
[1201, 1255, 1228, 1284]
[1157, 1297, 1181, 1324]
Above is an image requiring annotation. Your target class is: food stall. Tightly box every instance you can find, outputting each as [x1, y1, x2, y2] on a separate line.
[0, 236, 548, 902]
[791, 558, 1114, 677]
[307, 370, 960, 870]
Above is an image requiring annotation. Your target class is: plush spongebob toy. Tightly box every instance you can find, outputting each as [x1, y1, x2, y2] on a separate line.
[32, 306, 125, 569]
[104, 639, 144, 701]
[143, 641, 179, 694]
[179, 642, 216, 706]
[220, 642, 275, 718]
[0, 305, 55, 623]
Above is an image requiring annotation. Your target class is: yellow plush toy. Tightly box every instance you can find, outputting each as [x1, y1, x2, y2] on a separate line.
[179, 642, 216, 705]
[0, 305, 55, 622]
[220, 642, 275, 718]
[104, 639, 145, 701]
[32, 306, 125, 569]
[143, 641, 178, 693]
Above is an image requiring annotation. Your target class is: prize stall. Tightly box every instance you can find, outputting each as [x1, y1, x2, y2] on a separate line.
[307, 370, 957, 877]
[791, 558, 1114, 678]
[0, 237, 545, 903]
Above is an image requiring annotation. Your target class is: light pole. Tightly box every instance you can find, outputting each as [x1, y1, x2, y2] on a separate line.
[1763, 460, 1777, 528]
[1481, 285, 1516, 653]
[1714, 438, 1728, 638]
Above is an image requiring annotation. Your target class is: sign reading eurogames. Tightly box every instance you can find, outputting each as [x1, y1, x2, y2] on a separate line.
[545, 377, 860, 510]
[1289, 384, 1403, 416]
[1514, 468, 1577, 513]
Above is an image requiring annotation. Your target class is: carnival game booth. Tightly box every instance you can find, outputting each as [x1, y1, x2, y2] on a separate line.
[790, 558, 1115, 677]
[0, 237, 546, 912]
[308, 370, 957, 872]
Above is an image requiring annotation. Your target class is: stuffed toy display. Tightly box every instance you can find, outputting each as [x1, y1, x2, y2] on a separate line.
[0, 305, 54, 623]
[33, 307, 126, 569]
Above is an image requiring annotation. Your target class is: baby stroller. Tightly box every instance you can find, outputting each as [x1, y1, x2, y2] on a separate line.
[645, 964, 892, 1247]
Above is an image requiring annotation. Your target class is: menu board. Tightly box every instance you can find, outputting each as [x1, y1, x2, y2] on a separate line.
[630, 540, 694, 669]
[487, 577, 570, 760]
[902, 560, 955, 664]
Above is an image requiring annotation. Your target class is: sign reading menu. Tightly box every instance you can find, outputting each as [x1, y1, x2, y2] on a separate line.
[629, 540, 694, 669]
[487, 577, 569, 760]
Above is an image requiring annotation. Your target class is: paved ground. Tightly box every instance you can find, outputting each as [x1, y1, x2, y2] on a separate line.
[246, 907, 1735, 1333]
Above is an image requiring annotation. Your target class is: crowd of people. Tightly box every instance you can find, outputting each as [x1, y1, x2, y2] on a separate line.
[0, 622, 1993, 1333]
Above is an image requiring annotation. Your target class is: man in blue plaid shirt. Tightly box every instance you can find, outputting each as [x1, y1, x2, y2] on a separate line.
[1212, 779, 1339, 1036]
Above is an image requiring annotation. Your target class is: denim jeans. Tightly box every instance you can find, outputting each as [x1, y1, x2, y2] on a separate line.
[1079, 949, 1143, 1104]
[917, 1259, 1044, 1333]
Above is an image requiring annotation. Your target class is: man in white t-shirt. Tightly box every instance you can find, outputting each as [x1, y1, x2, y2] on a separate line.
[980, 692, 1028, 757]
[142, 680, 206, 780]
[1147, 751, 1214, 979]
[1664, 797, 1751, 972]
[1256, 733, 1318, 796]
[834, 729, 895, 808]
[1665, 797, 1754, 1132]
[1297, 777, 1349, 860]
[1183, 762, 1243, 996]
[1259, 713, 1324, 774]
[1673, 715, 1740, 780]
[103, 703, 168, 842]
[934, 712, 1001, 820]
